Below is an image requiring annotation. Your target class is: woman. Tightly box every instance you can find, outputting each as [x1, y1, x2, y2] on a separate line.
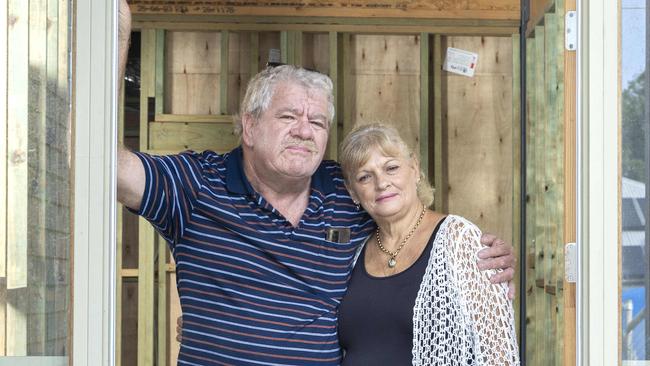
[337, 123, 519, 365]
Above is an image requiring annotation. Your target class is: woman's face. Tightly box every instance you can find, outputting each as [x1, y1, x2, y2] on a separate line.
[347, 147, 420, 221]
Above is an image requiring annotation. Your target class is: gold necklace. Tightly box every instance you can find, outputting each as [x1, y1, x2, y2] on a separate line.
[375, 205, 426, 268]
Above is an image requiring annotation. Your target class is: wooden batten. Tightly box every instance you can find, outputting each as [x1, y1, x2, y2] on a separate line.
[149, 121, 239, 152]
[524, 35, 537, 366]
[432, 35, 445, 213]
[327, 31, 339, 161]
[137, 220, 155, 366]
[138, 28, 157, 366]
[155, 29, 166, 114]
[134, 20, 518, 36]
[157, 235, 168, 366]
[129, 0, 520, 21]
[6, 0, 29, 292]
[250, 32, 260, 74]
[6, 0, 30, 354]
[220, 30, 229, 114]
[533, 25, 546, 366]
[0, 0, 7, 284]
[563, 0, 577, 365]
[511, 33, 521, 336]
[116, 89, 125, 366]
[419, 33, 430, 179]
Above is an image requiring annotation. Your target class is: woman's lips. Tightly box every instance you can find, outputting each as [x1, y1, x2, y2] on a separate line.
[376, 193, 397, 202]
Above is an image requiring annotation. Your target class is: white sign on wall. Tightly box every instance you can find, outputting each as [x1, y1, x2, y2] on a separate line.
[443, 47, 478, 77]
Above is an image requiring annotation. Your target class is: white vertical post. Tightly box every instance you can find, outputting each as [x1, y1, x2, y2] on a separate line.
[577, 0, 620, 364]
[73, 0, 117, 364]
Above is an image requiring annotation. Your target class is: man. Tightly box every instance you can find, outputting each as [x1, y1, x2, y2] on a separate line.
[117, 2, 515, 365]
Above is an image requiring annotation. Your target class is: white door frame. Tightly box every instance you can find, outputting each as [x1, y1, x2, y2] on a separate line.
[73, 0, 117, 364]
[576, 0, 620, 364]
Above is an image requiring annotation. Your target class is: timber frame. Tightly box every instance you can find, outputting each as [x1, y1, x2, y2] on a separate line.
[119, 4, 530, 366]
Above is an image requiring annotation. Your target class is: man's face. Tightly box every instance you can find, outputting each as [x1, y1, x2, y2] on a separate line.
[243, 82, 331, 181]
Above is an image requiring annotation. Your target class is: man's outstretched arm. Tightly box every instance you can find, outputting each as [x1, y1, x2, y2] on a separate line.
[117, 0, 146, 210]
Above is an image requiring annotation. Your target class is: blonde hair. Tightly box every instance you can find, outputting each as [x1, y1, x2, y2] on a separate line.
[233, 65, 335, 136]
[339, 123, 435, 207]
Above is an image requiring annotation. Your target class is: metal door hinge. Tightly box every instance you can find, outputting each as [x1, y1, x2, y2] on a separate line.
[565, 242, 577, 283]
[565, 11, 577, 51]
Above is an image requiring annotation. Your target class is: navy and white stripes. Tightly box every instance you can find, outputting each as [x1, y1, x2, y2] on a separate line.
[132, 146, 374, 366]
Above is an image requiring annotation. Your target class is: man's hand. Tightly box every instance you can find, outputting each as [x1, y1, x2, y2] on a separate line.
[118, 0, 131, 85]
[477, 233, 516, 299]
[119, 0, 132, 41]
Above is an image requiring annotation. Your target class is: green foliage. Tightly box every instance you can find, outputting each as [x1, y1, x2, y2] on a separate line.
[622, 70, 648, 182]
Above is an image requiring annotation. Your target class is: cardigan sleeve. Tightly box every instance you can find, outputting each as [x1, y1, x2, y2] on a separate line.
[446, 217, 520, 365]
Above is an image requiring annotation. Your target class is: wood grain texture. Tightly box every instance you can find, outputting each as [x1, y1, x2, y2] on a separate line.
[510, 33, 521, 337]
[137, 221, 155, 366]
[563, 0, 577, 364]
[129, 0, 519, 21]
[443, 36, 513, 245]
[149, 121, 239, 152]
[165, 31, 221, 114]
[344, 34, 421, 152]
[7, 0, 29, 292]
[135, 20, 518, 35]
[524, 36, 537, 366]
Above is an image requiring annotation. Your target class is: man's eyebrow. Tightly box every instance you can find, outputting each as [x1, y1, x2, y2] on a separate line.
[308, 113, 327, 121]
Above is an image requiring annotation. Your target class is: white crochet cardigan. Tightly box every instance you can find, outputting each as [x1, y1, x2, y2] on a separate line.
[352, 215, 520, 365]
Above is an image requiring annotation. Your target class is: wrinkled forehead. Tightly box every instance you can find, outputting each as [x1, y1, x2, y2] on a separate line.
[270, 82, 329, 112]
[272, 81, 327, 101]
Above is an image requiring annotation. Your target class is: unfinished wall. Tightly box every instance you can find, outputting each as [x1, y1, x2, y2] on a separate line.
[343, 34, 422, 152]
[120, 28, 519, 366]
[2, 0, 71, 357]
[441, 35, 515, 245]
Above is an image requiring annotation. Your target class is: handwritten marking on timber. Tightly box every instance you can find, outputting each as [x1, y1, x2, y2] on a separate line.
[129, 1, 516, 16]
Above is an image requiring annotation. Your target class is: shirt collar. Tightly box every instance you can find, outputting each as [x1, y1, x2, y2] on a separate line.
[225, 145, 336, 196]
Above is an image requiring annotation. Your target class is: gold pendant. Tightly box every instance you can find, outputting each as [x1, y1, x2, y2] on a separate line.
[388, 258, 397, 268]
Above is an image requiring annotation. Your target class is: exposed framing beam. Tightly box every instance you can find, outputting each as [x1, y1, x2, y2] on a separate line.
[250, 32, 259, 74]
[220, 30, 229, 115]
[134, 21, 518, 36]
[432, 35, 445, 212]
[157, 235, 168, 366]
[419, 32, 430, 179]
[155, 29, 165, 115]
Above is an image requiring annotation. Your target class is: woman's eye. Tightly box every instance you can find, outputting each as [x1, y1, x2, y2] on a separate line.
[357, 175, 370, 183]
[387, 165, 399, 172]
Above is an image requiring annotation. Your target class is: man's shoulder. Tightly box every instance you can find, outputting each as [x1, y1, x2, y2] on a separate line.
[319, 159, 342, 171]
[319, 159, 343, 177]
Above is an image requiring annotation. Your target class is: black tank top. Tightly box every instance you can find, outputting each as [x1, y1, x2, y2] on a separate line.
[338, 218, 446, 365]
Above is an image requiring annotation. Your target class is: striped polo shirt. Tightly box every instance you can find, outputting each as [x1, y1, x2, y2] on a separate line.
[133, 146, 374, 366]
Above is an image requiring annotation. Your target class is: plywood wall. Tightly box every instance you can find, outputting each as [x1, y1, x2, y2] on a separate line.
[441, 36, 514, 246]
[121, 28, 520, 366]
[165, 32, 221, 115]
[343, 34, 421, 152]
